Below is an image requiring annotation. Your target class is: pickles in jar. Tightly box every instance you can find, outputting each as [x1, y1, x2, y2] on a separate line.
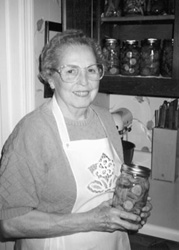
[120, 40, 140, 76]
[140, 38, 161, 76]
[102, 38, 120, 75]
[161, 39, 173, 77]
[113, 164, 150, 214]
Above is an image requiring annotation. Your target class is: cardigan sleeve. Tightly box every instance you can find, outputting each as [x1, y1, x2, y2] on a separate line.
[0, 103, 77, 219]
[0, 123, 40, 220]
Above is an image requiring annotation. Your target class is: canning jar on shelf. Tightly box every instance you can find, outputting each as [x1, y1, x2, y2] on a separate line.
[140, 38, 161, 76]
[123, 0, 147, 16]
[112, 164, 151, 214]
[161, 39, 174, 77]
[104, 0, 121, 17]
[120, 40, 140, 76]
[102, 38, 120, 75]
[150, 0, 168, 15]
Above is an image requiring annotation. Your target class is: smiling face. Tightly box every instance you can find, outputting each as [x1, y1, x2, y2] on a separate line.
[52, 44, 100, 120]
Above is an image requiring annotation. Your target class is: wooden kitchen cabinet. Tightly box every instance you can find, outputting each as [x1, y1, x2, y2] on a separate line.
[62, 0, 95, 38]
[95, 0, 179, 98]
[62, 0, 179, 98]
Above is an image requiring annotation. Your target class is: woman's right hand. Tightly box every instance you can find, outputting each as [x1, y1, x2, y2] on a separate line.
[87, 199, 141, 233]
[0, 199, 141, 242]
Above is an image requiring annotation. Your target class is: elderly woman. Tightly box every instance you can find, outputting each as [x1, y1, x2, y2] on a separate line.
[0, 30, 152, 250]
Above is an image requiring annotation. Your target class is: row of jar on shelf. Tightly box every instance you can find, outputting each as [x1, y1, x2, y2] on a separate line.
[103, 0, 175, 17]
[102, 38, 173, 77]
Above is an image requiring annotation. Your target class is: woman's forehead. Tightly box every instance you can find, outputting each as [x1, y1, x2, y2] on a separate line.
[58, 44, 96, 65]
[60, 44, 93, 55]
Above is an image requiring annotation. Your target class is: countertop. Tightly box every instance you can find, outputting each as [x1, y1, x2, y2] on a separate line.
[139, 177, 179, 242]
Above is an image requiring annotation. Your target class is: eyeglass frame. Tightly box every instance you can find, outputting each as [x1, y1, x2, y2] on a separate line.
[48, 63, 105, 83]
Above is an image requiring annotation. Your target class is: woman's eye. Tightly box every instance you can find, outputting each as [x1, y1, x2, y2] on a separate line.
[66, 68, 77, 75]
[88, 67, 97, 74]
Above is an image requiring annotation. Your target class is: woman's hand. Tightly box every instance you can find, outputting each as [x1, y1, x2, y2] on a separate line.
[87, 199, 142, 233]
[0, 197, 152, 241]
[139, 197, 152, 228]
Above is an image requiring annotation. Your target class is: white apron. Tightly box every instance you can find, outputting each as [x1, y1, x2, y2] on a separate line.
[43, 97, 130, 250]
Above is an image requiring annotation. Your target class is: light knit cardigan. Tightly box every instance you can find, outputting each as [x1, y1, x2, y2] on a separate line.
[0, 99, 123, 220]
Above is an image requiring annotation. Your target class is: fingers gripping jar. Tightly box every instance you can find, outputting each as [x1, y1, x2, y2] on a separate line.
[113, 164, 151, 214]
[120, 40, 140, 76]
[102, 38, 120, 75]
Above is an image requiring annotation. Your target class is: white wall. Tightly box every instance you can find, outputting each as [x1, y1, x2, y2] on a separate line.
[0, 1, 35, 249]
[34, 0, 61, 107]
[0, 0, 35, 151]
[0, 0, 61, 151]
[0, 0, 61, 249]
[94, 92, 175, 169]
[0, 0, 35, 248]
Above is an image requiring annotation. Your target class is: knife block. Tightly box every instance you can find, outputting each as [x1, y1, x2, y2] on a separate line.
[151, 128, 179, 182]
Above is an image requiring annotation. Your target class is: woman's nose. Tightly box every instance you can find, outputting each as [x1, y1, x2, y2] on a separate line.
[77, 69, 88, 86]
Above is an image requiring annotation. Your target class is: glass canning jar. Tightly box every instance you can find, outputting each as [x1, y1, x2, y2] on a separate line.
[104, 0, 121, 17]
[123, 0, 147, 16]
[161, 39, 174, 77]
[112, 164, 151, 214]
[150, 0, 168, 15]
[140, 38, 161, 76]
[120, 40, 140, 76]
[102, 38, 120, 75]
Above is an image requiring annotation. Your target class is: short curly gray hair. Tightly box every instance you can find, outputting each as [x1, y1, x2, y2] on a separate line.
[38, 29, 105, 84]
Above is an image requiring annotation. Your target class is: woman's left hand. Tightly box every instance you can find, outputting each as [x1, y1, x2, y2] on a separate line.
[139, 197, 152, 228]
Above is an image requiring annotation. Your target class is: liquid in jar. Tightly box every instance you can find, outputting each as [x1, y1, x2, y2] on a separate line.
[113, 164, 151, 214]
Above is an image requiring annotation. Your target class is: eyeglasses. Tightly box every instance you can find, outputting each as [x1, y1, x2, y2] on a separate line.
[49, 64, 104, 83]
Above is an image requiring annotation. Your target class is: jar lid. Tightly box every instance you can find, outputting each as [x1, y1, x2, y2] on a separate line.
[141, 38, 161, 46]
[105, 38, 118, 44]
[121, 163, 151, 177]
[124, 40, 139, 45]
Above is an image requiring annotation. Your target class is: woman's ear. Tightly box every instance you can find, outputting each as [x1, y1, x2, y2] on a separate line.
[48, 79, 55, 90]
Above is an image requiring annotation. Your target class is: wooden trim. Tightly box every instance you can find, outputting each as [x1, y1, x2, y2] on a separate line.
[20, 0, 35, 114]
[101, 15, 175, 23]
[99, 76, 179, 98]
[62, 0, 66, 31]
[172, 0, 179, 79]
[45, 21, 62, 44]
[43, 21, 62, 98]
[0, 0, 35, 150]
[96, 0, 101, 42]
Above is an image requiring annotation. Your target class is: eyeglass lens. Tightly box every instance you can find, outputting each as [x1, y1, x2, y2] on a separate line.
[61, 64, 104, 82]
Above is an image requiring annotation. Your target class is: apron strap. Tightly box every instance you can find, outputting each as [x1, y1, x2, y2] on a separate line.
[91, 105, 124, 161]
[52, 95, 70, 143]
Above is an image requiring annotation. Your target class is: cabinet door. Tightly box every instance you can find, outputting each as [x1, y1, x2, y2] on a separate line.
[96, 0, 179, 98]
[62, 0, 95, 37]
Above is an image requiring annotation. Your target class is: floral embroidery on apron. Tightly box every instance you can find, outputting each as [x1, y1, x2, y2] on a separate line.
[88, 152, 117, 193]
